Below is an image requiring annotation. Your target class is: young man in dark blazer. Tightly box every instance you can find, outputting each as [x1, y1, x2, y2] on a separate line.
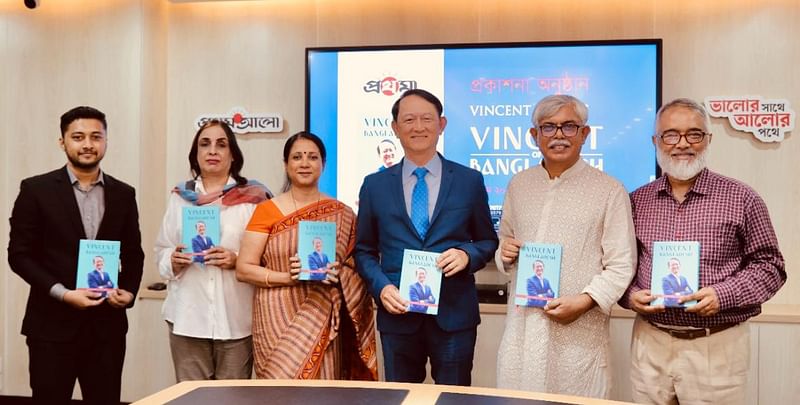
[8, 106, 144, 404]
[355, 89, 498, 386]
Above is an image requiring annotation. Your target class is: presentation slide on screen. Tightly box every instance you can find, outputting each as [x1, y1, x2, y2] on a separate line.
[308, 43, 659, 219]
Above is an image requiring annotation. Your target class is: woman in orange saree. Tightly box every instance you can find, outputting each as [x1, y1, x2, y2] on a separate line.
[236, 132, 377, 380]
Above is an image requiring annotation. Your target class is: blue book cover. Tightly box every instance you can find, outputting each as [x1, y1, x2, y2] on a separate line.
[298, 221, 337, 281]
[514, 243, 562, 308]
[651, 241, 700, 307]
[399, 249, 442, 315]
[182, 206, 220, 265]
[76, 239, 120, 296]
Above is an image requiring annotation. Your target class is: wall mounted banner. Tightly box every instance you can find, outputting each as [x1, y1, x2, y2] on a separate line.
[336, 50, 444, 209]
[311, 45, 658, 213]
[704, 96, 794, 143]
[195, 107, 283, 134]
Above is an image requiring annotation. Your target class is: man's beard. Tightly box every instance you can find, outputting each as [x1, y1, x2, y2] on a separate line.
[656, 147, 707, 181]
[67, 151, 102, 170]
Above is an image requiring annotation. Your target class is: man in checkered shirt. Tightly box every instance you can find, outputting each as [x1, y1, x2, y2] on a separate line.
[620, 98, 786, 404]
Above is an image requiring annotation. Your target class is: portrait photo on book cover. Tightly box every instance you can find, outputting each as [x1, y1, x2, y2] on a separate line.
[298, 221, 336, 281]
[516, 259, 558, 308]
[514, 243, 561, 308]
[190, 220, 215, 263]
[182, 205, 220, 265]
[650, 241, 700, 307]
[305, 236, 331, 280]
[76, 253, 119, 298]
[658, 256, 696, 307]
[399, 249, 443, 315]
[408, 267, 437, 313]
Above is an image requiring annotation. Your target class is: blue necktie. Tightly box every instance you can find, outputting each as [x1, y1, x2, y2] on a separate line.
[411, 167, 430, 239]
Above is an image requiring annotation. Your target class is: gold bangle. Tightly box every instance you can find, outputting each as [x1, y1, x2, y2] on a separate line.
[265, 270, 272, 288]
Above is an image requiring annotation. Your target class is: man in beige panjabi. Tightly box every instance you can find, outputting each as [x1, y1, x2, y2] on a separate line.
[495, 94, 636, 398]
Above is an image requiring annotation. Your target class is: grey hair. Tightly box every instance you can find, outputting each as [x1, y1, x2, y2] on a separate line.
[656, 98, 711, 133]
[531, 95, 588, 128]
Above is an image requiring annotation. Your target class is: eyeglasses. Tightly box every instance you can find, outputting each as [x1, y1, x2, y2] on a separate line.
[659, 130, 709, 145]
[538, 123, 582, 137]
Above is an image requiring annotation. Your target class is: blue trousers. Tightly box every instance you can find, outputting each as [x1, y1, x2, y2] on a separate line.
[380, 316, 477, 386]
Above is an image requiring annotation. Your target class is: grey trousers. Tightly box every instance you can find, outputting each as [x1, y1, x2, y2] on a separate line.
[167, 322, 253, 382]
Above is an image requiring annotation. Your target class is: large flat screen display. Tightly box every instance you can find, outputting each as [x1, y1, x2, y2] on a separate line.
[307, 40, 661, 220]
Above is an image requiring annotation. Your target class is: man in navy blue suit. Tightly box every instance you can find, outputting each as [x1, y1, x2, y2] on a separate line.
[191, 220, 214, 263]
[355, 89, 498, 386]
[661, 257, 693, 307]
[87, 256, 114, 289]
[526, 260, 554, 307]
[408, 267, 436, 313]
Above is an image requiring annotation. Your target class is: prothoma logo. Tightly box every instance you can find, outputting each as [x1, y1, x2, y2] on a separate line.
[363, 77, 418, 96]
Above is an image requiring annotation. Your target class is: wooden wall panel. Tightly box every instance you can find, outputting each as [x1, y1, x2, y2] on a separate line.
[0, 2, 9, 392]
[1, 0, 146, 397]
[315, 0, 481, 46]
[122, 1, 171, 399]
[653, 1, 799, 304]
[164, 0, 317, 199]
[757, 323, 800, 403]
[477, 1, 656, 42]
[609, 318, 634, 401]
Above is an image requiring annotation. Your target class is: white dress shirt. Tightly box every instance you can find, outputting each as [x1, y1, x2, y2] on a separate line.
[155, 177, 256, 340]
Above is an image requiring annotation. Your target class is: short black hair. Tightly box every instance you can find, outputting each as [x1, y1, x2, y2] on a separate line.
[390, 89, 443, 121]
[189, 120, 248, 186]
[60, 106, 107, 136]
[376, 138, 396, 154]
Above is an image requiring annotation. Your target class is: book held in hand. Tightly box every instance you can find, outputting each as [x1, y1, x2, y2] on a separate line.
[650, 241, 700, 308]
[298, 221, 337, 281]
[76, 239, 120, 297]
[182, 206, 221, 266]
[514, 242, 562, 308]
[399, 249, 442, 315]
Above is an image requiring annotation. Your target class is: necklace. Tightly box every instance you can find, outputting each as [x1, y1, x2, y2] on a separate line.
[290, 187, 321, 213]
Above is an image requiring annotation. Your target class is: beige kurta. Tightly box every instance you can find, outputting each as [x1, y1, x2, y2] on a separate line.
[495, 160, 636, 398]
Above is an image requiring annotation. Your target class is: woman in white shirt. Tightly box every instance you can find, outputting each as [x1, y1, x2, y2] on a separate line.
[155, 120, 272, 381]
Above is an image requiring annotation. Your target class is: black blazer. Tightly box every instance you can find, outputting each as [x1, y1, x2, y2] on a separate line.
[8, 167, 145, 341]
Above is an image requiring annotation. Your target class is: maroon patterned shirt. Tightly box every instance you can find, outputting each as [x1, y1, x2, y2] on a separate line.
[620, 169, 786, 327]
